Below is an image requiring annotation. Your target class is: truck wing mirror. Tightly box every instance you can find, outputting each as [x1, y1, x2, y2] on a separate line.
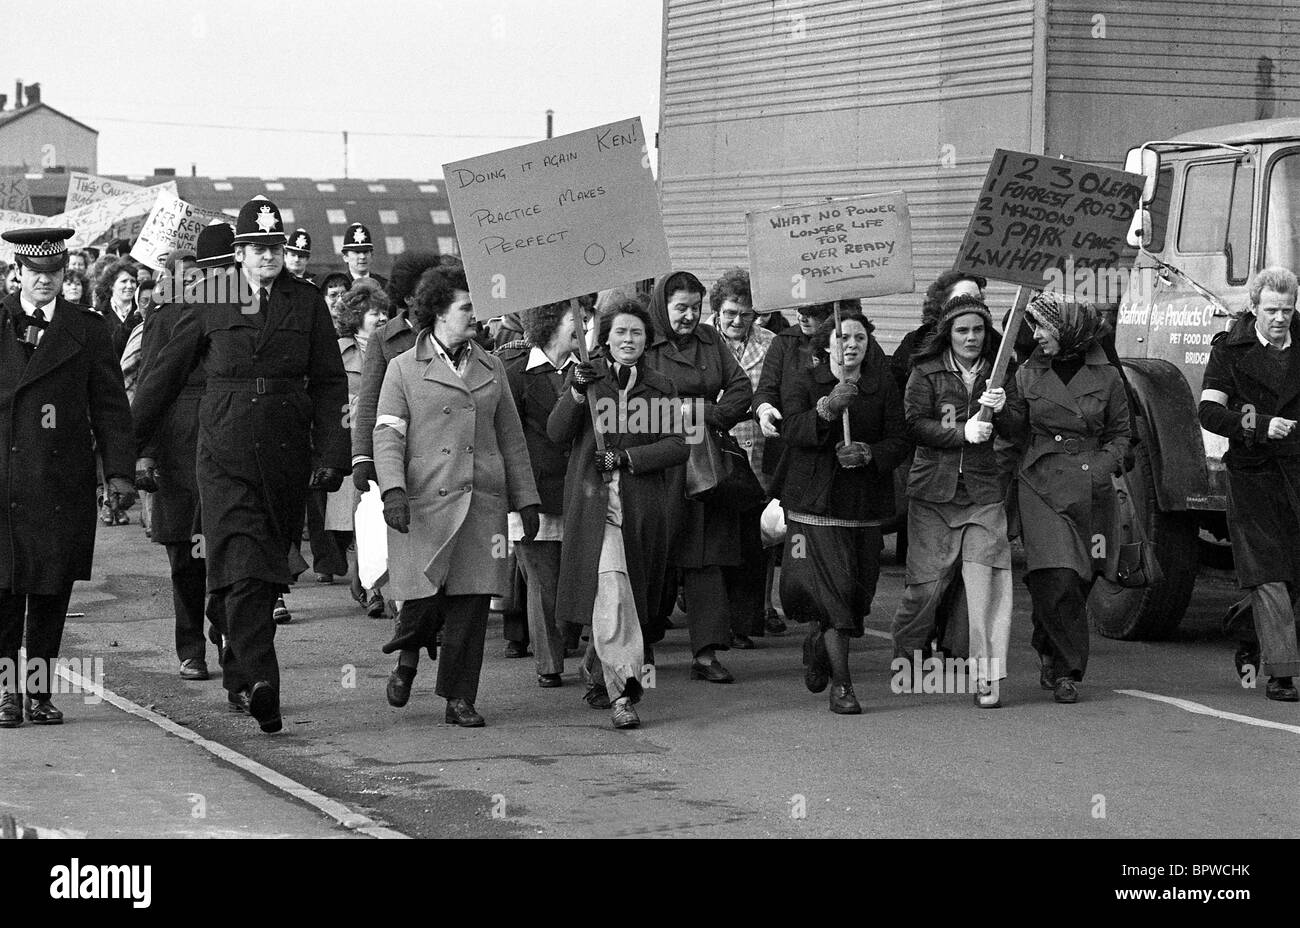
[1126, 208, 1152, 249]
[1125, 146, 1162, 205]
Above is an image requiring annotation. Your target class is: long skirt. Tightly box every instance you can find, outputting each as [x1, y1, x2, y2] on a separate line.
[779, 518, 882, 637]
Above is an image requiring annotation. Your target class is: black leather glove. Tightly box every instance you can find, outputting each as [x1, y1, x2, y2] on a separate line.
[594, 449, 627, 473]
[835, 441, 872, 469]
[108, 476, 138, 511]
[519, 504, 540, 541]
[382, 487, 410, 533]
[352, 460, 377, 493]
[825, 382, 858, 416]
[134, 457, 159, 493]
[309, 467, 345, 492]
[702, 404, 725, 429]
[570, 361, 599, 394]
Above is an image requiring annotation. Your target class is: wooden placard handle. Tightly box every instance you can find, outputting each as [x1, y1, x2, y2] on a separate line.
[834, 300, 852, 444]
[975, 286, 1027, 423]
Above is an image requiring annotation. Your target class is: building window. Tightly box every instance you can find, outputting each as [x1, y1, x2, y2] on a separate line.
[214, 182, 233, 192]
[316, 182, 337, 193]
[378, 209, 399, 225]
[368, 184, 388, 193]
[332, 235, 345, 253]
[385, 236, 405, 254]
[326, 209, 348, 225]
[418, 184, 440, 194]
[430, 210, 452, 225]
[279, 208, 295, 224]
[437, 236, 459, 256]
[266, 182, 285, 192]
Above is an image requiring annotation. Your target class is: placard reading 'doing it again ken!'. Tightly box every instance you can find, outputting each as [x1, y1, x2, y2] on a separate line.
[443, 117, 670, 316]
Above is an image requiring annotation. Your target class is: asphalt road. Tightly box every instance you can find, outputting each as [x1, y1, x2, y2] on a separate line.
[7, 522, 1298, 839]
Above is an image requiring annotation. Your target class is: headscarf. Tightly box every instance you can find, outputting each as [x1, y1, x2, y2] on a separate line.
[649, 271, 706, 348]
[1025, 290, 1108, 360]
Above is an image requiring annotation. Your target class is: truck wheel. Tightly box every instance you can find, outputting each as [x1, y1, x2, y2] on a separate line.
[1089, 440, 1200, 640]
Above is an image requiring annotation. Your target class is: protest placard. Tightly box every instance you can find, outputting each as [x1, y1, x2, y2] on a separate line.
[746, 191, 915, 311]
[442, 117, 670, 315]
[65, 172, 149, 212]
[954, 149, 1145, 288]
[0, 177, 31, 213]
[60, 180, 176, 248]
[130, 190, 230, 270]
[0, 208, 51, 263]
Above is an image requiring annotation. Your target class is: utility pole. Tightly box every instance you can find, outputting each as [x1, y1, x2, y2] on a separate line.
[546, 109, 554, 139]
[342, 130, 349, 178]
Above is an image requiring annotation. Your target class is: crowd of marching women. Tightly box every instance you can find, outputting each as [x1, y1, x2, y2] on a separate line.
[2, 195, 1298, 735]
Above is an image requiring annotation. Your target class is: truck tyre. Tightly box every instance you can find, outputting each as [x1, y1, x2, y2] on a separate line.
[1089, 438, 1200, 640]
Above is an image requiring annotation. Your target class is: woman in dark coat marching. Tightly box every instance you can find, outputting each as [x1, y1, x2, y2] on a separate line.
[775, 310, 909, 713]
[549, 295, 689, 727]
[1006, 292, 1130, 704]
[644, 271, 753, 682]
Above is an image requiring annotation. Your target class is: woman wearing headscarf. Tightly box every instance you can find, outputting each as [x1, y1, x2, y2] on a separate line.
[644, 271, 754, 682]
[548, 296, 689, 727]
[374, 264, 541, 727]
[890, 294, 1023, 707]
[1006, 292, 1131, 704]
[774, 310, 909, 713]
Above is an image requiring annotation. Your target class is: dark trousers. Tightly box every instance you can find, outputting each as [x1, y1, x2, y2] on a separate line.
[305, 491, 349, 576]
[207, 578, 280, 695]
[0, 586, 73, 697]
[391, 593, 490, 701]
[684, 566, 731, 655]
[516, 540, 564, 675]
[1025, 568, 1091, 682]
[722, 511, 766, 637]
[166, 542, 208, 664]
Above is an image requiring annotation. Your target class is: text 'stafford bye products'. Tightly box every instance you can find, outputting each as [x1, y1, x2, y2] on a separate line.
[442, 116, 671, 315]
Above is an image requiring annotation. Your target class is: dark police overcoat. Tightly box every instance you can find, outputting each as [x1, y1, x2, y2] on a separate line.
[0, 294, 134, 594]
[132, 269, 348, 590]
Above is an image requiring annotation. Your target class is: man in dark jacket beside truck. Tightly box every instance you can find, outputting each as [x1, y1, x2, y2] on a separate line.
[1199, 266, 1300, 703]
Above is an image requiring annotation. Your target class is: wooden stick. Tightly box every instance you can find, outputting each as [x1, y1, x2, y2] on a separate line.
[833, 299, 852, 443]
[976, 286, 1028, 423]
[570, 297, 613, 484]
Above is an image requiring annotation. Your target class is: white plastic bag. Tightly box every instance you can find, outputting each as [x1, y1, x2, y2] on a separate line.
[760, 497, 787, 548]
[355, 481, 389, 589]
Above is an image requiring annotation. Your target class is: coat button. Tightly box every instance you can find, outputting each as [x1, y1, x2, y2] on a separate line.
[251, 397, 258, 405]
[1053, 434, 1062, 442]
[443, 406, 451, 414]
[9, 446, 15, 453]
[438, 488, 447, 496]
[464, 485, 472, 493]
[1082, 464, 1090, 471]
[442, 448, 450, 454]
[465, 445, 473, 452]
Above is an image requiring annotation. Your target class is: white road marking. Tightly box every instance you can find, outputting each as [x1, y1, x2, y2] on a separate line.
[1117, 689, 1300, 736]
[53, 662, 410, 839]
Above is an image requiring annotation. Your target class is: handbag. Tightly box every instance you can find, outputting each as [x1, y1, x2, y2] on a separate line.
[685, 425, 767, 512]
[1107, 471, 1164, 589]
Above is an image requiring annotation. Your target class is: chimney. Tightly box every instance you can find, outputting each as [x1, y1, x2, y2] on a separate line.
[24, 83, 39, 106]
[13, 81, 22, 109]
[154, 167, 176, 177]
[0, 94, 8, 112]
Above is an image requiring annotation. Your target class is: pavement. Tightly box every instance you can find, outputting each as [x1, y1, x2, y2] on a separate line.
[4, 519, 1298, 839]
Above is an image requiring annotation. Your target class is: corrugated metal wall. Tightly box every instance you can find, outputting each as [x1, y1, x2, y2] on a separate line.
[659, 0, 1038, 346]
[1045, 0, 1300, 166]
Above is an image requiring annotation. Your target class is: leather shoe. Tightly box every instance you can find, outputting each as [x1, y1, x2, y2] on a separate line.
[0, 692, 22, 728]
[974, 680, 1002, 709]
[502, 641, 530, 659]
[690, 659, 734, 684]
[273, 598, 292, 625]
[731, 633, 755, 650]
[241, 682, 282, 732]
[386, 666, 415, 707]
[365, 590, 386, 619]
[803, 628, 830, 694]
[1039, 654, 1055, 691]
[764, 609, 787, 636]
[1053, 677, 1079, 704]
[25, 697, 63, 725]
[1234, 644, 1260, 679]
[538, 673, 563, 688]
[611, 697, 640, 729]
[445, 698, 485, 727]
[315, 573, 334, 584]
[1266, 676, 1299, 702]
[227, 690, 246, 713]
[583, 683, 611, 710]
[179, 658, 210, 681]
[829, 682, 862, 715]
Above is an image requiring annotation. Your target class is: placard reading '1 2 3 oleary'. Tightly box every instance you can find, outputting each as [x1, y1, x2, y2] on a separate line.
[746, 191, 914, 311]
[955, 149, 1145, 288]
[442, 117, 670, 315]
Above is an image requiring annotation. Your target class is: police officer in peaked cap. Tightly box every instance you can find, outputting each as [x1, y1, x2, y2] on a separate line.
[284, 227, 316, 285]
[132, 198, 349, 733]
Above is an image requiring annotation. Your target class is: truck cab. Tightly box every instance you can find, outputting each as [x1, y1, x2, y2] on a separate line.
[1095, 118, 1300, 638]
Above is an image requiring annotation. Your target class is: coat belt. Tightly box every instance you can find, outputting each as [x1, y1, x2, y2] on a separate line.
[205, 377, 303, 395]
[1030, 433, 1102, 455]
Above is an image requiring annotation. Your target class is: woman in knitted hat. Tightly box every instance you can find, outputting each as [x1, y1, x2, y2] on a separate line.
[1006, 292, 1131, 703]
[889, 294, 1022, 707]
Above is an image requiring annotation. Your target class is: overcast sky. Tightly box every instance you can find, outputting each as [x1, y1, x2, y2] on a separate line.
[2, 0, 663, 179]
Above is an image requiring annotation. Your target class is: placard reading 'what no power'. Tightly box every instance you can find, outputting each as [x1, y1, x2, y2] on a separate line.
[746, 191, 914, 312]
[443, 117, 671, 315]
[955, 149, 1145, 288]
